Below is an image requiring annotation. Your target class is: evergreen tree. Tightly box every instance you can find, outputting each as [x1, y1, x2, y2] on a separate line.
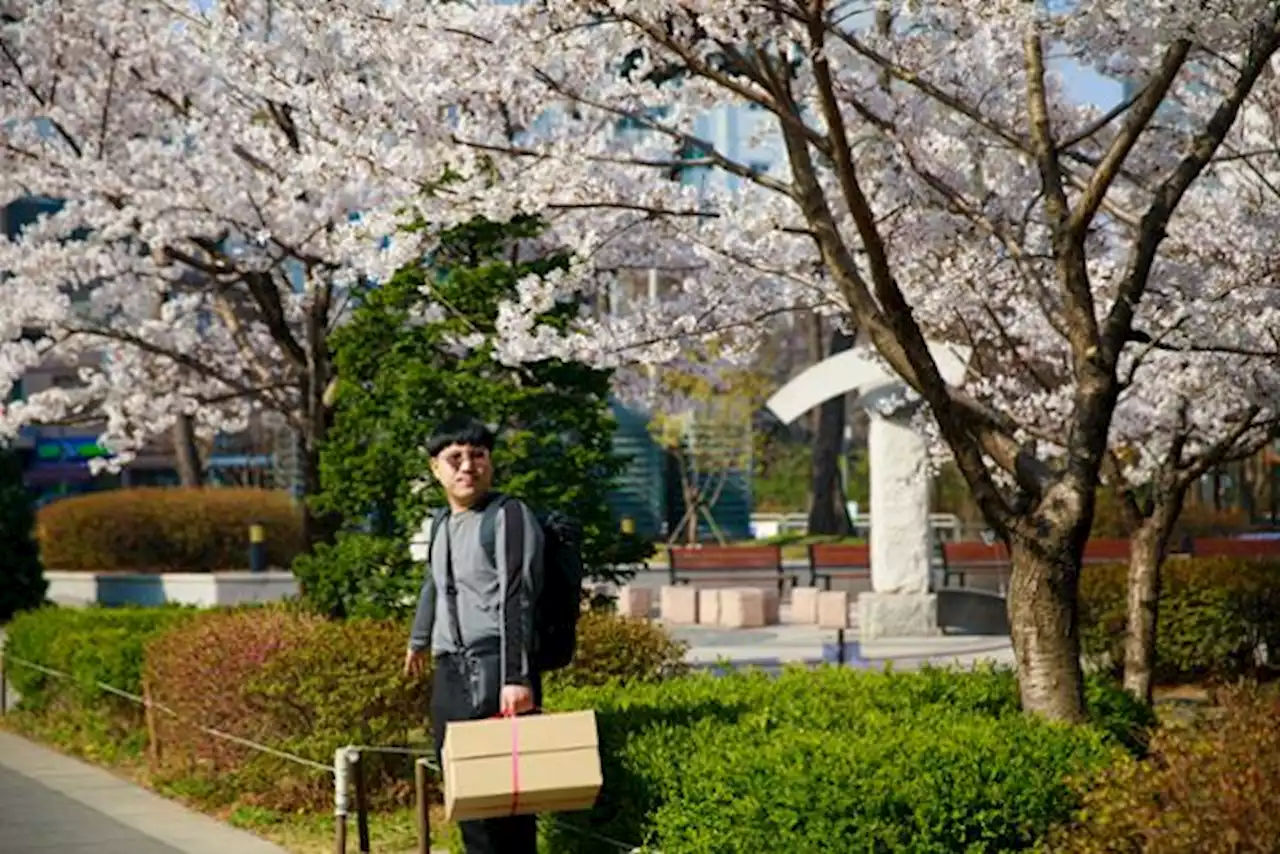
[0, 446, 46, 622]
[295, 217, 649, 619]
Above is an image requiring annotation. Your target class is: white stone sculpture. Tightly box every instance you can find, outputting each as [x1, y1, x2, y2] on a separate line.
[765, 339, 971, 640]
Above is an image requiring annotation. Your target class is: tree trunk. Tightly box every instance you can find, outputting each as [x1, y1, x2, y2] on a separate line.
[171, 414, 203, 488]
[297, 431, 340, 550]
[1122, 498, 1181, 704]
[1007, 512, 1088, 722]
[807, 327, 854, 536]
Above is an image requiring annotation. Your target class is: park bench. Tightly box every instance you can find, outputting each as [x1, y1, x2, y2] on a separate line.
[666, 545, 794, 594]
[940, 541, 1010, 591]
[1081, 538, 1130, 566]
[806, 543, 870, 590]
[1191, 536, 1280, 559]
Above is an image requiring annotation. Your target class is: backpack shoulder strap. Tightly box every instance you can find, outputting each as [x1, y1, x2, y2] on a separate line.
[427, 508, 448, 564]
[479, 493, 511, 570]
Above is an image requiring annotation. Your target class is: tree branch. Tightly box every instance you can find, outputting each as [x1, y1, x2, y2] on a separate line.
[1104, 9, 1280, 359]
[1067, 39, 1192, 238]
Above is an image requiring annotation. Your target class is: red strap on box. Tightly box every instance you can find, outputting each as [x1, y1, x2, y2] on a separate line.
[496, 709, 522, 815]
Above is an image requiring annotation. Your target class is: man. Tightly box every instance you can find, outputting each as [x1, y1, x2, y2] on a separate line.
[404, 417, 544, 854]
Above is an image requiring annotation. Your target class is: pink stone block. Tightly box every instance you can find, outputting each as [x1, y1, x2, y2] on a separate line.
[762, 588, 780, 626]
[719, 588, 765, 629]
[660, 585, 699, 624]
[818, 590, 850, 629]
[616, 585, 653, 619]
[698, 589, 722, 625]
[790, 587, 819, 624]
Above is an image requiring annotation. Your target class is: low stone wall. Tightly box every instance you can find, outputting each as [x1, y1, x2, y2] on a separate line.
[44, 570, 298, 608]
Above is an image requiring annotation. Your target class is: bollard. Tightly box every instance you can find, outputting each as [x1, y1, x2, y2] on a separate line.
[836, 628, 846, 666]
[415, 759, 432, 854]
[249, 523, 267, 573]
[353, 751, 370, 853]
[334, 747, 351, 854]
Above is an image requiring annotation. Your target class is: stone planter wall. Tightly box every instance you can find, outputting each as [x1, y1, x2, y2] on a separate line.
[44, 570, 298, 608]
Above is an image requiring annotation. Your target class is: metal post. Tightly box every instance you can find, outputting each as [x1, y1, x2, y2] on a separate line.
[353, 751, 370, 853]
[249, 523, 267, 573]
[415, 759, 432, 854]
[334, 747, 350, 854]
[836, 628, 846, 666]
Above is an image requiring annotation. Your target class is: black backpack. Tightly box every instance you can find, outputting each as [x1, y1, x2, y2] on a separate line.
[429, 493, 584, 672]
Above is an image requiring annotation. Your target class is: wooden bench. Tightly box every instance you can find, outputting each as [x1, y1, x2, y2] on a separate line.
[807, 543, 870, 590]
[666, 545, 794, 594]
[1081, 538, 1130, 565]
[1192, 537, 1280, 559]
[941, 541, 1010, 590]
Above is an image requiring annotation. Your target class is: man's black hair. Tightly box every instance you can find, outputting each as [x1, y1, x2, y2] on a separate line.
[427, 416, 496, 457]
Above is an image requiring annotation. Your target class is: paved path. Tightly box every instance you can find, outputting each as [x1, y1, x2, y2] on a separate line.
[0, 730, 286, 854]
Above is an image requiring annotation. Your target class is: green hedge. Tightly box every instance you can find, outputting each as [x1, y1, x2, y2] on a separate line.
[2, 605, 197, 761]
[3, 603, 688, 813]
[542, 667, 1152, 854]
[36, 487, 304, 571]
[1079, 557, 1280, 683]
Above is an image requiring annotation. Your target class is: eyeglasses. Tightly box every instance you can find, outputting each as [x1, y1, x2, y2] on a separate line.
[438, 448, 490, 470]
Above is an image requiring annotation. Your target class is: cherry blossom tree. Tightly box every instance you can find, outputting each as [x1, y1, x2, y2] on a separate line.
[409, 1, 1280, 721]
[0, 0, 433, 542]
[8, 0, 1280, 722]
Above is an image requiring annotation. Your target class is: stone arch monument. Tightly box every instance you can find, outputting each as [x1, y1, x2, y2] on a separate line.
[765, 339, 971, 640]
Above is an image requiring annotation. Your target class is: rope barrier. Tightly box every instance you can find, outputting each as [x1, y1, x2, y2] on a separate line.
[2, 653, 334, 773]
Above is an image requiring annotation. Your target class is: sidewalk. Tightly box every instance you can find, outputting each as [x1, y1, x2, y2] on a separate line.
[0, 730, 286, 854]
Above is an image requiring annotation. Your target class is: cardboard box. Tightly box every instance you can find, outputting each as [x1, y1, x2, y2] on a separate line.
[818, 590, 850, 628]
[443, 710, 602, 822]
[791, 587, 819, 623]
[719, 588, 764, 628]
[660, 585, 699, 624]
[697, 588, 722, 625]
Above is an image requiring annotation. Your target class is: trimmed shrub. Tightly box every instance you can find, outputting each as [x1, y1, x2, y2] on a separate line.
[37, 487, 304, 571]
[547, 608, 689, 690]
[2, 605, 197, 761]
[1079, 557, 1280, 683]
[291, 531, 421, 620]
[1090, 491, 1253, 540]
[144, 608, 429, 810]
[1045, 683, 1280, 853]
[542, 666, 1148, 854]
[0, 446, 46, 622]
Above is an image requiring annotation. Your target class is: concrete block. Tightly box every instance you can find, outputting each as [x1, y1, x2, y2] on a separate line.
[762, 588, 781, 625]
[817, 590, 850, 629]
[697, 589, 722, 625]
[790, 586, 819, 624]
[660, 585, 699, 624]
[857, 592, 939, 640]
[719, 588, 765, 628]
[616, 585, 653, 619]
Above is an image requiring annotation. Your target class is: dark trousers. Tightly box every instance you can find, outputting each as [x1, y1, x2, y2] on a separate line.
[432, 652, 543, 854]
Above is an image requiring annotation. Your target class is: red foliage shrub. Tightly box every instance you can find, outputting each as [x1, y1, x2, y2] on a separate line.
[144, 607, 428, 810]
[1046, 684, 1280, 853]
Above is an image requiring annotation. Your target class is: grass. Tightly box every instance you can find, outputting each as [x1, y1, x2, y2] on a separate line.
[225, 804, 451, 854]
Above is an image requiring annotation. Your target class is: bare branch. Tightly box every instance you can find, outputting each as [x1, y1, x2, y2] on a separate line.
[1067, 39, 1191, 238]
[1105, 10, 1280, 358]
